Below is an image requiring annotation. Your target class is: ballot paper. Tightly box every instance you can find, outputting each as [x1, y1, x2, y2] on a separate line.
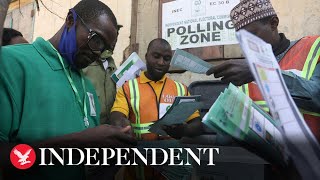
[170, 49, 213, 74]
[237, 29, 320, 180]
[202, 83, 286, 166]
[203, 84, 251, 140]
[166, 95, 201, 114]
[149, 96, 202, 136]
[111, 52, 146, 88]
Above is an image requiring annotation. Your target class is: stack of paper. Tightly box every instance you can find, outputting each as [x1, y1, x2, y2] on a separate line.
[202, 83, 286, 166]
[236, 29, 320, 179]
[170, 49, 213, 74]
[111, 52, 146, 88]
[149, 95, 203, 136]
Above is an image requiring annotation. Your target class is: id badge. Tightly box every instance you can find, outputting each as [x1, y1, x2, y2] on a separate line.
[159, 103, 172, 119]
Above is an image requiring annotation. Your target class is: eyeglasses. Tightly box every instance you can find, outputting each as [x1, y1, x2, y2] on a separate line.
[76, 13, 113, 59]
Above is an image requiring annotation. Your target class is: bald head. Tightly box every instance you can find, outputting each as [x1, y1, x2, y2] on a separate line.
[144, 38, 172, 81]
[147, 38, 171, 53]
[2, 28, 28, 46]
[73, 0, 117, 27]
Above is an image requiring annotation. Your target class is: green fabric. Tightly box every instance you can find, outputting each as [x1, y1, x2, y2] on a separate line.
[83, 57, 117, 124]
[0, 37, 100, 180]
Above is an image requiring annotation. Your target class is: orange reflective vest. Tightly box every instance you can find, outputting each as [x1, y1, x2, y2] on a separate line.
[241, 35, 320, 142]
[123, 76, 188, 141]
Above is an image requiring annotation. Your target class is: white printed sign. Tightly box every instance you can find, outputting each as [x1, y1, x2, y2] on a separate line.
[162, 0, 239, 50]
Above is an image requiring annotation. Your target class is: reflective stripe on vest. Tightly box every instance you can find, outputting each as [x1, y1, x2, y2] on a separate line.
[128, 79, 185, 138]
[254, 100, 270, 112]
[131, 122, 154, 135]
[174, 81, 186, 96]
[302, 37, 320, 79]
[128, 79, 143, 139]
[240, 37, 320, 117]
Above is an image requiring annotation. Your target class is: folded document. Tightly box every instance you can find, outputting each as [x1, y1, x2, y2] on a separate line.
[111, 52, 146, 88]
[149, 95, 202, 136]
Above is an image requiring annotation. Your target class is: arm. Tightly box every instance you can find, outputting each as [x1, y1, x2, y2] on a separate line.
[0, 0, 10, 46]
[282, 64, 320, 112]
[183, 117, 205, 137]
[0, 60, 136, 170]
[163, 117, 205, 139]
[109, 87, 131, 127]
[110, 111, 131, 127]
[163, 89, 205, 139]
[206, 59, 320, 111]
[0, 125, 135, 169]
[206, 59, 254, 86]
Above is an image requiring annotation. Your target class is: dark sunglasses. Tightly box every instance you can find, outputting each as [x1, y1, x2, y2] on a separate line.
[76, 13, 113, 59]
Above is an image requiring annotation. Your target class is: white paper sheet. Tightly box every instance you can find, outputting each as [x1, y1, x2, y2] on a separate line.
[237, 29, 320, 180]
[170, 49, 213, 74]
[111, 52, 146, 88]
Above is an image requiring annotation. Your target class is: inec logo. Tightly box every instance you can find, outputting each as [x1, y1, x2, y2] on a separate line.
[10, 144, 36, 170]
[192, 0, 206, 17]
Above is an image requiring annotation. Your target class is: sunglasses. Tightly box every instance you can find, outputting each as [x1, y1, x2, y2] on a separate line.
[76, 13, 113, 59]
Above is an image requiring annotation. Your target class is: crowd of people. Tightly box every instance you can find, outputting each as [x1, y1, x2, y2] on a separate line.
[0, 0, 319, 179]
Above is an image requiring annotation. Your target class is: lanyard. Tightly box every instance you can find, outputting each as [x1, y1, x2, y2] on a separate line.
[50, 44, 89, 128]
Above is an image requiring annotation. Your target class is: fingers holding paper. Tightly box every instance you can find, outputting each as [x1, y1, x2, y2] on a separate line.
[206, 59, 254, 86]
[162, 124, 186, 139]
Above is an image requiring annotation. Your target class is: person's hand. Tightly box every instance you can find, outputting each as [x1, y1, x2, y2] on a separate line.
[119, 117, 131, 127]
[206, 59, 254, 86]
[76, 124, 137, 148]
[116, 117, 134, 136]
[162, 124, 186, 139]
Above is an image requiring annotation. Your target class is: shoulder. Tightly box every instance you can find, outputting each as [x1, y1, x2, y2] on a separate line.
[1, 44, 35, 60]
[0, 44, 38, 76]
[121, 77, 141, 95]
[0, 43, 41, 68]
[167, 77, 187, 88]
[1, 43, 35, 53]
[124, 77, 140, 86]
[301, 35, 320, 39]
[296, 35, 320, 45]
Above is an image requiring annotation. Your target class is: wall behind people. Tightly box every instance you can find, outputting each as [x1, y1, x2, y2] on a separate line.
[5, 0, 132, 66]
[135, 0, 320, 60]
[271, 0, 320, 39]
[6, 0, 320, 83]
[4, 2, 34, 42]
[133, 0, 320, 86]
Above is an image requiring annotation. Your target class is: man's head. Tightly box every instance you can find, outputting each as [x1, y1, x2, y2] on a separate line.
[230, 0, 279, 46]
[58, 0, 119, 69]
[145, 38, 172, 81]
[2, 28, 28, 46]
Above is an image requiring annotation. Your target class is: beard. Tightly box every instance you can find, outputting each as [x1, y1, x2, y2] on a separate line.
[146, 64, 169, 81]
